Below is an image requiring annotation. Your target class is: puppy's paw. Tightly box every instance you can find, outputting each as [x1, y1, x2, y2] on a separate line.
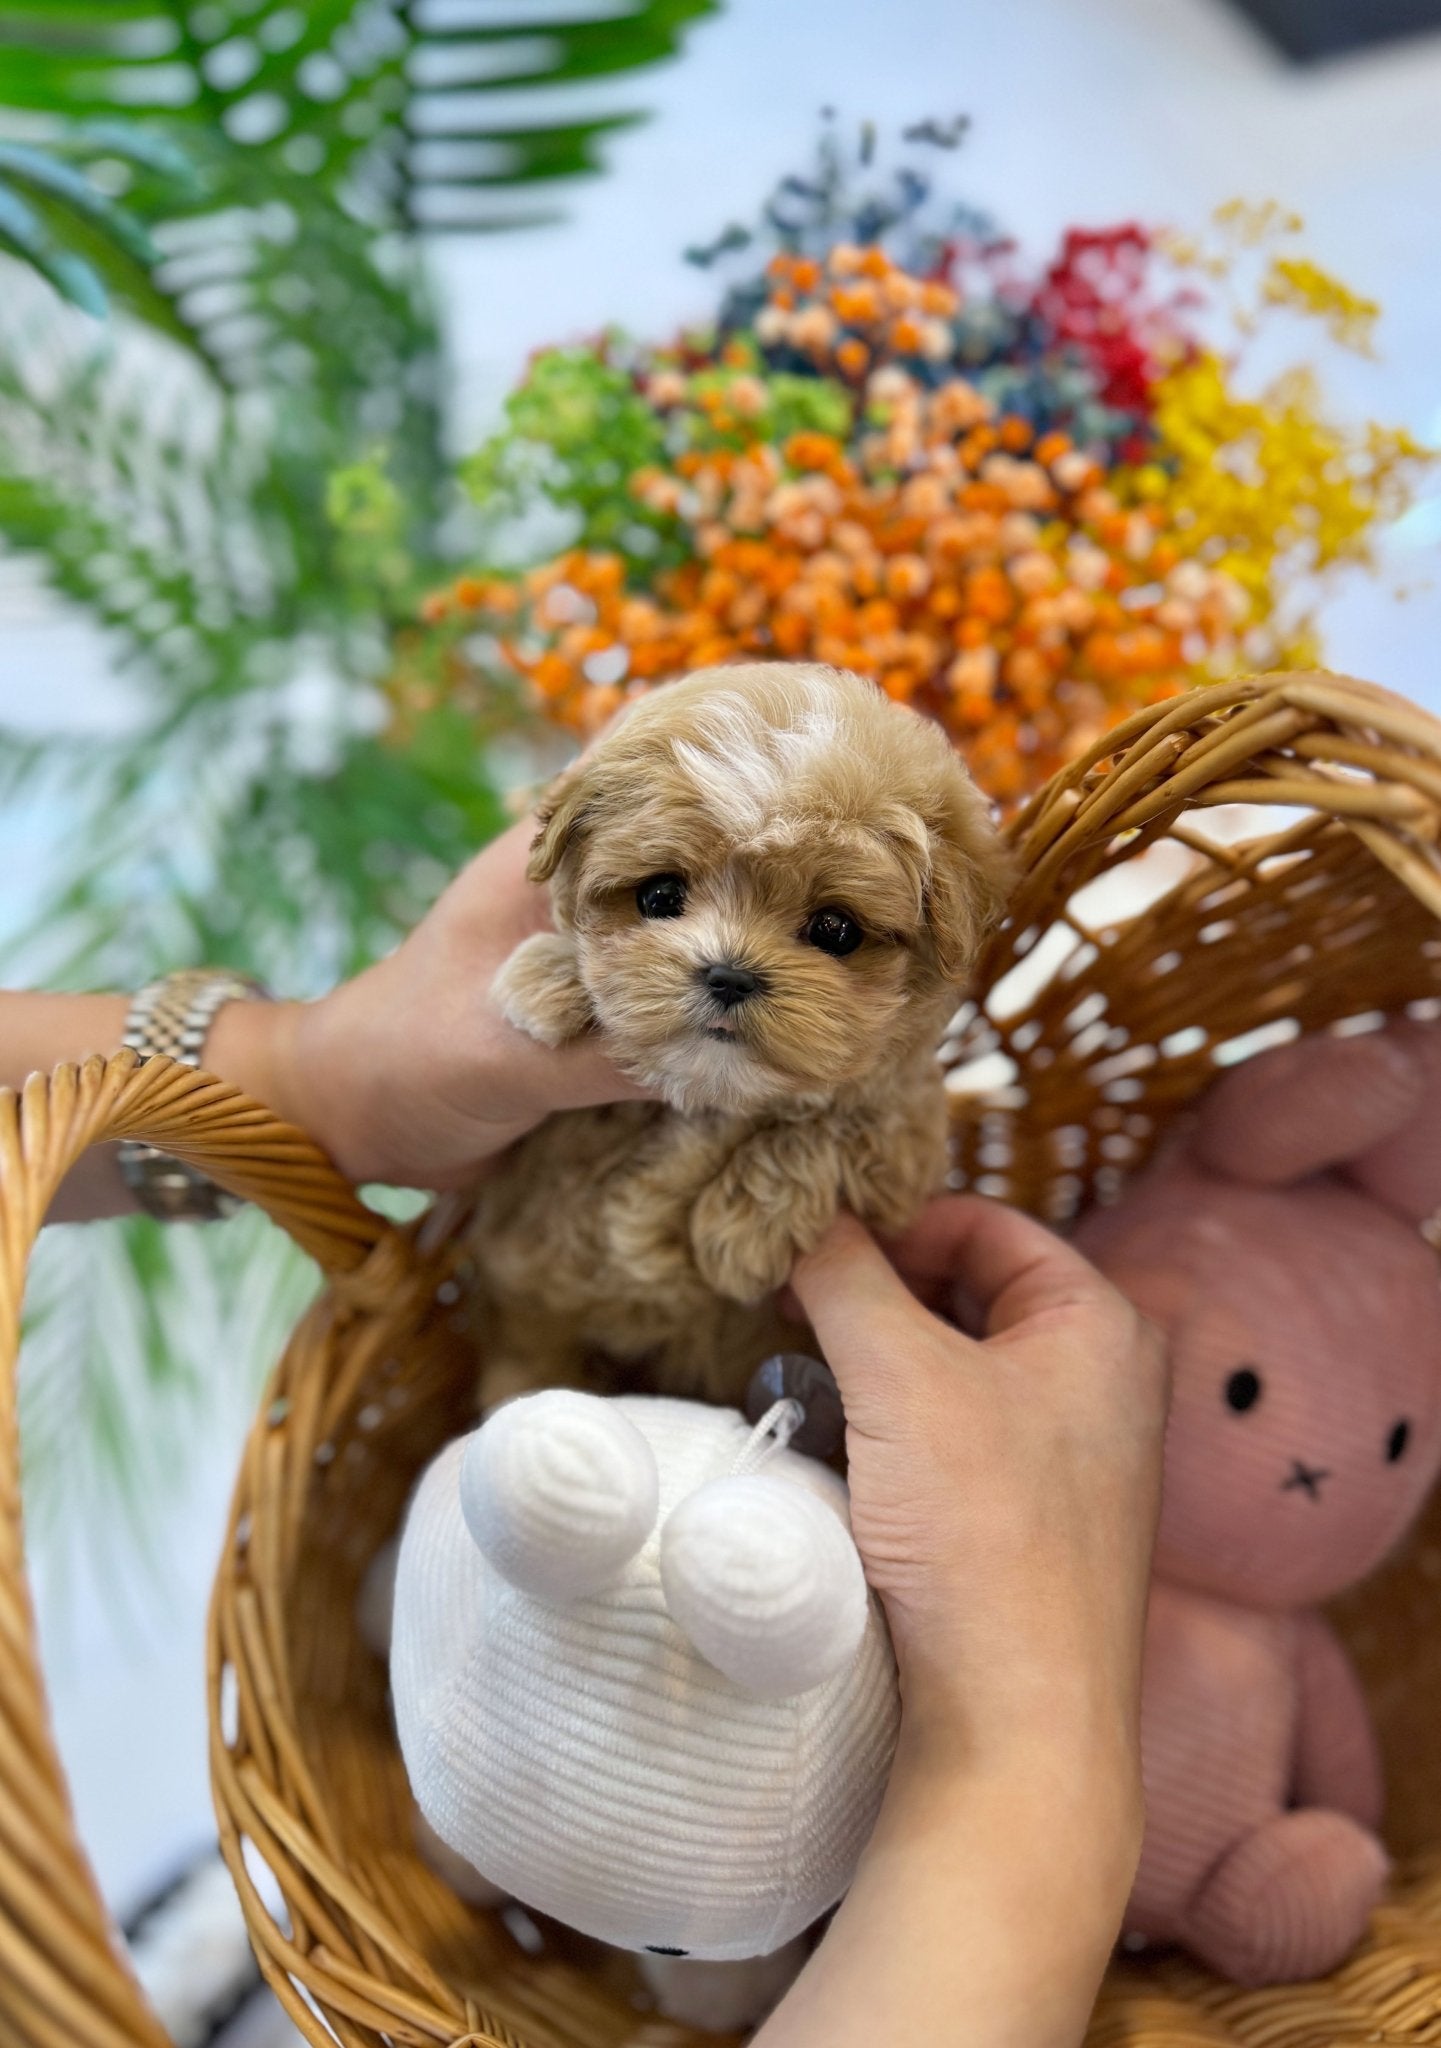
[690, 1126, 840, 1304]
[492, 932, 592, 1048]
[839, 1114, 948, 1233]
[690, 1201, 796, 1304]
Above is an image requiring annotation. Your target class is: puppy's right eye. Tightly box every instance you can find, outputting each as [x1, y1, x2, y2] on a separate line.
[636, 874, 687, 919]
[1224, 1366, 1262, 1413]
[804, 906, 863, 957]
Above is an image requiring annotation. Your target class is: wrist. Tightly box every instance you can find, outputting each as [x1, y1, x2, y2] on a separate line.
[205, 997, 308, 1134]
[892, 1619, 1145, 1808]
[215, 985, 390, 1185]
[761, 1720, 1137, 2048]
[859, 1754, 1139, 2025]
[878, 1715, 1144, 1920]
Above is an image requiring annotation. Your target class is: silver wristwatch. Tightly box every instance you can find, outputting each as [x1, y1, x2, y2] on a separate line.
[117, 969, 270, 1222]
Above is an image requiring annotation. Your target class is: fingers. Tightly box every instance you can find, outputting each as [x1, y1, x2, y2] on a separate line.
[791, 1214, 914, 1333]
[548, 1037, 655, 1111]
[791, 1214, 952, 1408]
[791, 1201, 1120, 1427]
[439, 813, 552, 952]
[889, 1195, 1116, 1338]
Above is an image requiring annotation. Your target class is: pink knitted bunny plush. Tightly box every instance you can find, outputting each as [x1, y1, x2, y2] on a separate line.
[1074, 1019, 1441, 1986]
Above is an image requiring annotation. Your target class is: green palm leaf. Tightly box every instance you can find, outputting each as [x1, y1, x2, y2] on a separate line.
[19, 1210, 319, 1609]
[0, 1, 717, 416]
[0, 2, 714, 227]
[0, 0, 717, 1583]
[0, 117, 199, 320]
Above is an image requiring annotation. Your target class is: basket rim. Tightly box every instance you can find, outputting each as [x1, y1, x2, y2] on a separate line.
[204, 669, 1441, 2048]
[6, 667, 1441, 2048]
[0, 1052, 398, 2048]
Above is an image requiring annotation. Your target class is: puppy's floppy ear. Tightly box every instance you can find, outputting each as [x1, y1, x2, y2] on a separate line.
[924, 786, 1015, 984]
[527, 757, 601, 887]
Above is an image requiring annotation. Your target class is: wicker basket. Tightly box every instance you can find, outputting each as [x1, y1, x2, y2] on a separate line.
[7, 669, 1441, 2048]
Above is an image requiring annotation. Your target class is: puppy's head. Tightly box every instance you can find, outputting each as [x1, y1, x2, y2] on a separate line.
[529, 663, 1011, 1113]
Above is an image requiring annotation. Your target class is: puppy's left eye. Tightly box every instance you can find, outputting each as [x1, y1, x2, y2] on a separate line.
[636, 874, 687, 919]
[804, 907, 863, 957]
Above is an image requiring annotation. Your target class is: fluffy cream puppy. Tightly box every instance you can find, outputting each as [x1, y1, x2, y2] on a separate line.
[470, 662, 1011, 1406]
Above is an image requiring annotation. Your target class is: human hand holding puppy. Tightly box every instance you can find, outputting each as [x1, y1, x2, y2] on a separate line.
[6, 807, 620, 1221]
[758, 1196, 1170, 2048]
[792, 1197, 1168, 1781]
[206, 808, 653, 1192]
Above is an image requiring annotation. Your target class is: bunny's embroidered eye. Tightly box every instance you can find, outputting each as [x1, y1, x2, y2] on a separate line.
[1386, 1418, 1411, 1463]
[636, 874, 687, 919]
[1224, 1366, 1262, 1414]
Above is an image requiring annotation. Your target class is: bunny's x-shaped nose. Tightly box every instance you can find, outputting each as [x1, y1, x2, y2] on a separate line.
[1282, 1458, 1331, 1501]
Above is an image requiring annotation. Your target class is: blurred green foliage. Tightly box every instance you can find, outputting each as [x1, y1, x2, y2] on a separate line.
[0, 0, 716, 1569]
[458, 341, 855, 584]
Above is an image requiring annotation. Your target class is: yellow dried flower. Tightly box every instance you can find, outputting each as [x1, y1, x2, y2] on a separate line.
[1262, 258, 1380, 354]
[1148, 351, 1432, 651]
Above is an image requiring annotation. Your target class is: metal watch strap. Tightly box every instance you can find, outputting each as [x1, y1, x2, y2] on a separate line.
[117, 969, 270, 1222]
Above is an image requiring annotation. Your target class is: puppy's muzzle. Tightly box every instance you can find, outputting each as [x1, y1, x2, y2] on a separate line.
[699, 961, 764, 1010]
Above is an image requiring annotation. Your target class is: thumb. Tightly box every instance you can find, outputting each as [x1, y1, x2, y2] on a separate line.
[548, 1036, 656, 1113]
[791, 1213, 947, 1413]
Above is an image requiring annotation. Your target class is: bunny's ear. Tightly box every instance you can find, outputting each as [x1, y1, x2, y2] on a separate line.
[1192, 1029, 1422, 1188]
[460, 1391, 659, 1604]
[660, 1474, 867, 1701]
[1347, 1019, 1441, 1225]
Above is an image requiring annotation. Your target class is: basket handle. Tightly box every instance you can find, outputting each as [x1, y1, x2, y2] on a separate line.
[0, 1051, 400, 2048]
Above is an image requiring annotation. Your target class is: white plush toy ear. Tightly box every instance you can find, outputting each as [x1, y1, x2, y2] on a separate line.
[660, 1474, 867, 1701]
[460, 1390, 659, 1604]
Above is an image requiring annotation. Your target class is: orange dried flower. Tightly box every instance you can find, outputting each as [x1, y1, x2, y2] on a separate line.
[408, 232, 1393, 801]
[890, 315, 924, 355]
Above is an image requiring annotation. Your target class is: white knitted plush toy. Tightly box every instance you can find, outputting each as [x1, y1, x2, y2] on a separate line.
[391, 1384, 900, 2002]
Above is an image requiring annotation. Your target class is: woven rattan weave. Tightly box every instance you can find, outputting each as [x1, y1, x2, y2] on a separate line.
[5, 671, 1441, 2048]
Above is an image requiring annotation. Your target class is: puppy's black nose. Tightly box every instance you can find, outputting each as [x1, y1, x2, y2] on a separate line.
[1282, 1459, 1331, 1501]
[701, 962, 760, 1008]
